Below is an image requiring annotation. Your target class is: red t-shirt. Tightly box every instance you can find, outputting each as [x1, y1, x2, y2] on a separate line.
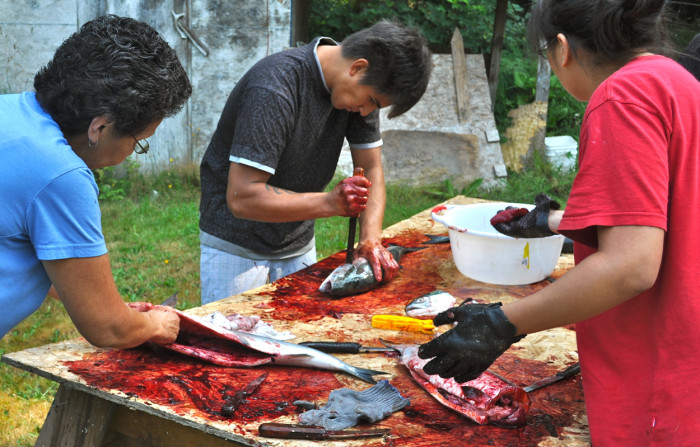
[558, 55, 700, 446]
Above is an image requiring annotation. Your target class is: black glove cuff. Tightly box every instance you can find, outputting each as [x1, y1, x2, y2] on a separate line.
[484, 305, 523, 344]
[530, 193, 561, 238]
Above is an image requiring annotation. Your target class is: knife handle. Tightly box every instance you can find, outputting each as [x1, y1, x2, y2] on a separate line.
[349, 167, 365, 219]
[299, 341, 361, 353]
[371, 315, 435, 334]
[259, 423, 328, 440]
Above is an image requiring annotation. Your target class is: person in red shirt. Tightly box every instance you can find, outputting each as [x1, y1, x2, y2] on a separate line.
[418, 1, 700, 445]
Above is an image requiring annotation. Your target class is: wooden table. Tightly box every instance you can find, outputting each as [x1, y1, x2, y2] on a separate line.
[3, 197, 590, 447]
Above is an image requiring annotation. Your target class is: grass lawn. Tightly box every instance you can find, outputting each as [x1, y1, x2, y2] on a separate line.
[0, 158, 573, 446]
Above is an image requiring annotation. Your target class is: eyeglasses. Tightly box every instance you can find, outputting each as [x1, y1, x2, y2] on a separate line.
[131, 135, 150, 154]
[538, 36, 557, 58]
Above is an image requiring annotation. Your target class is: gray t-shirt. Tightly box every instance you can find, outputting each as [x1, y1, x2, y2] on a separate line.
[199, 37, 382, 256]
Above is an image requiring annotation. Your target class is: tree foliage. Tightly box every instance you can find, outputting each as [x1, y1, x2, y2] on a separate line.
[309, 0, 526, 53]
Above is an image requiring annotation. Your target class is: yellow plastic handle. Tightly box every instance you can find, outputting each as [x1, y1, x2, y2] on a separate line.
[371, 315, 435, 334]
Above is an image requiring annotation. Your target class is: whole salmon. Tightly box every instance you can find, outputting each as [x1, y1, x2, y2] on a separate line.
[381, 340, 530, 426]
[319, 244, 424, 297]
[129, 302, 386, 384]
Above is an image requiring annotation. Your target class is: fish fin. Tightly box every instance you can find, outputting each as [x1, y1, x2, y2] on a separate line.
[388, 243, 426, 253]
[348, 366, 389, 384]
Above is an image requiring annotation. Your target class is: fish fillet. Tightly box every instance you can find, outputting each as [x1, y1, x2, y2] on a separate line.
[383, 341, 530, 426]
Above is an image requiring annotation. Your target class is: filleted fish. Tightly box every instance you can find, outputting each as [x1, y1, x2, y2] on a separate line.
[129, 302, 387, 383]
[381, 340, 530, 426]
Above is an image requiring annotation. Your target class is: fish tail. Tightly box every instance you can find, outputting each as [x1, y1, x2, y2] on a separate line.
[388, 244, 427, 257]
[347, 366, 389, 384]
[422, 234, 450, 245]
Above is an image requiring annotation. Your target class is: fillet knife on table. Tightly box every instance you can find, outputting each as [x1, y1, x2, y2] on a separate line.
[524, 362, 581, 392]
[345, 167, 365, 263]
[259, 423, 389, 440]
[299, 341, 395, 354]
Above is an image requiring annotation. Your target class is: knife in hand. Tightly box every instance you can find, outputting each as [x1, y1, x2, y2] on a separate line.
[345, 167, 365, 264]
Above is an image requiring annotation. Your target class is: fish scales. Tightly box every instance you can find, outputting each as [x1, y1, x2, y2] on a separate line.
[319, 244, 424, 297]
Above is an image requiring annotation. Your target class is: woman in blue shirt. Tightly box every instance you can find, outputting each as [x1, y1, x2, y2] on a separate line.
[0, 15, 191, 348]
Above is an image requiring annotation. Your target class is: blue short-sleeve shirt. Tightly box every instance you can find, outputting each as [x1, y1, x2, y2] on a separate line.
[0, 92, 107, 338]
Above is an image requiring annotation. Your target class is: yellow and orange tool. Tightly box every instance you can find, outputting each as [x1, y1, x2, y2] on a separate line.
[371, 315, 435, 335]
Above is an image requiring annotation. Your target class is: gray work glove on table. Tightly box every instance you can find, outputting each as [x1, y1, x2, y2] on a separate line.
[298, 380, 410, 431]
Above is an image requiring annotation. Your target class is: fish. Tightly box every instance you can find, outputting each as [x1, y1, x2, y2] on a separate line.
[200, 311, 296, 340]
[129, 302, 386, 384]
[422, 234, 450, 245]
[404, 290, 458, 319]
[319, 244, 425, 297]
[380, 340, 530, 427]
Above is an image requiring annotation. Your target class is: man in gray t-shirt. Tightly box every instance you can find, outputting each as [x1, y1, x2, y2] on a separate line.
[199, 21, 432, 304]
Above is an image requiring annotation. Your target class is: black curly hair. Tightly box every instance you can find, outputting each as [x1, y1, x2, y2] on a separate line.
[34, 15, 192, 138]
[341, 20, 432, 119]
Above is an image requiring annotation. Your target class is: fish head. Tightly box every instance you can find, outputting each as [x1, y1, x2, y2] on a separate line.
[405, 290, 457, 318]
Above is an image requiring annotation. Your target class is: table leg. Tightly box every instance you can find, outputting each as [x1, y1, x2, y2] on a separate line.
[35, 383, 116, 447]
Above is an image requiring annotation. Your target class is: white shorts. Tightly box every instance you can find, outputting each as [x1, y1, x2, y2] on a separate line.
[200, 244, 317, 305]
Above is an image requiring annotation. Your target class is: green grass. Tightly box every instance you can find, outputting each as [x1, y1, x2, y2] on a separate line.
[0, 161, 574, 446]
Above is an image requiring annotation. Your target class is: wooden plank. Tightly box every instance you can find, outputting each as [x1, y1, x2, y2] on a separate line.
[450, 28, 470, 122]
[35, 384, 115, 447]
[488, 0, 509, 110]
[102, 405, 245, 447]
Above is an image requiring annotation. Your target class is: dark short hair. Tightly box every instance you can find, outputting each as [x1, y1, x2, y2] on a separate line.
[34, 15, 192, 137]
[341, 20, 432, 119]
[527, 0, 669, 66]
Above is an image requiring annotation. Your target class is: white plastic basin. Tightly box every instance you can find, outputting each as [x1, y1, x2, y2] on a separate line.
[431, 203, 565, 285]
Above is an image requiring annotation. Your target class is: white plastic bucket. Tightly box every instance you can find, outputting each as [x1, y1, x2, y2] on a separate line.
[431, 203, 565, 285]
[544, 136, 578, 171]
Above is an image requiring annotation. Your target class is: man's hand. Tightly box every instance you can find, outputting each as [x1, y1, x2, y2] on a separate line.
[331, 173, 371, 217]
[490, 193, 561, 238]
[128, 302, 180, 344]
[417, 302, 524, 383]
[145, 306, 181, 344]
[354, 241, 399, 282]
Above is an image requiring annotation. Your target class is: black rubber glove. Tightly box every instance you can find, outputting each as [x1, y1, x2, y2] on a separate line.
[490, 193, 561, 238]
[417, 302, 524, 383]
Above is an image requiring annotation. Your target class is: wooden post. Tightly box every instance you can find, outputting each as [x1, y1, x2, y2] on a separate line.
[451, 28, 470, 123]
[534, 54, 552, 154]
[291, 0, 311, 45]
[535, 55, 551, 102]
[488, 0, 509, 111]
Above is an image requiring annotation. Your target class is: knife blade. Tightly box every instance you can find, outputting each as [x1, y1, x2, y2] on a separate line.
[524, 363, 581, 393]
[160, 292, 178, 307]
[259, 423, 390, 440]
[345, 167, 365, 264]
[299, 341, 396, 354]
[221, 371, 268, 417]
